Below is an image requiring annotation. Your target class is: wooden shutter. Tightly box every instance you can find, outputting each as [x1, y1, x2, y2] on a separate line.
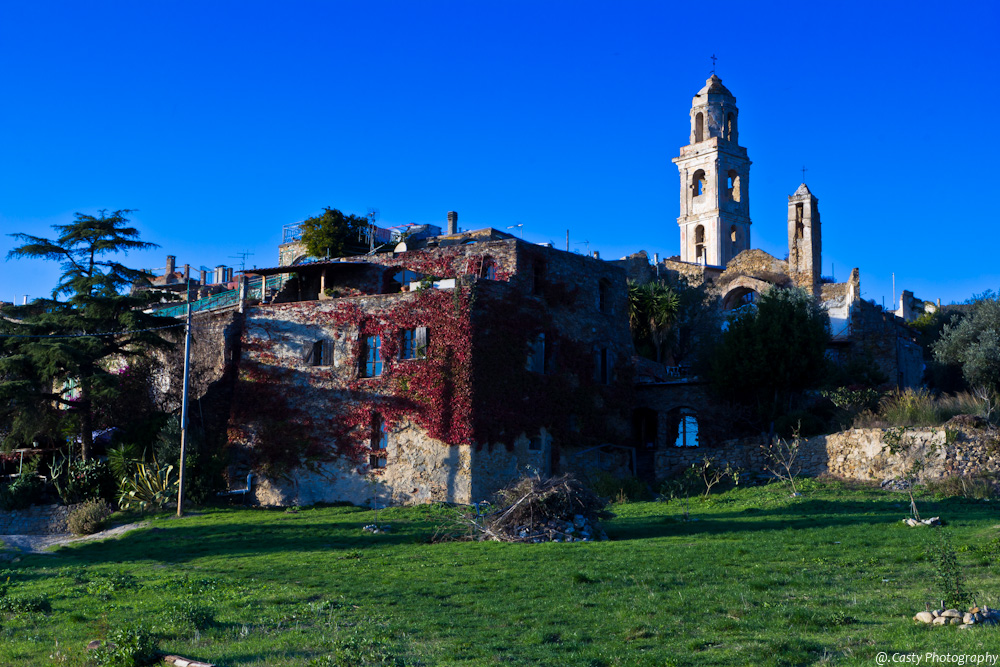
[415, 327, 428, 359]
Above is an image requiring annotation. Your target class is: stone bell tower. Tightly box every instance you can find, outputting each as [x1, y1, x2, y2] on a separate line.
[788, 183, 822, 294]
[672, 74, 752, 266]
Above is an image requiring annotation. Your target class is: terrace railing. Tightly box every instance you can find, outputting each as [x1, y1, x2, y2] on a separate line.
[152, 275, 285, 318]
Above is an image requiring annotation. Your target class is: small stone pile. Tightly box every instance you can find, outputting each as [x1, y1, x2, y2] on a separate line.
[362, 523, 391, 534]
[880, 479, 912, 492]
[913, 606, 1000, 629]
[512, 514, 609, 543]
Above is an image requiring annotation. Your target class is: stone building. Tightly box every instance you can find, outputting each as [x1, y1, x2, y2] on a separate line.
[226, 226, 635, 506]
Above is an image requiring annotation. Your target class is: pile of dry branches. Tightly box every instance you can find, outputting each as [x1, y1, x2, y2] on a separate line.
[439, 473, 613, 542]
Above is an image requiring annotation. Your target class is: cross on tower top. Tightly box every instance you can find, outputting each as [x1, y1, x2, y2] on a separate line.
[801, 165, 808, 183]
[710, 54, 717, 74]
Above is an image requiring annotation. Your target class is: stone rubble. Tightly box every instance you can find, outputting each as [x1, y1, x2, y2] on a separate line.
[913, 606, 1000, 629]
[511, 514, 609, 543]
[362, 523, 391, 534]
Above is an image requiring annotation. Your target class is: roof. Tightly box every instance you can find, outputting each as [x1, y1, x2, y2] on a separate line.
[696, 74, 735, 100]
[792, 183, 812, 197]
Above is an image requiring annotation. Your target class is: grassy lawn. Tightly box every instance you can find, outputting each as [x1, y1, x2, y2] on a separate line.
[2, 479, 999, 666]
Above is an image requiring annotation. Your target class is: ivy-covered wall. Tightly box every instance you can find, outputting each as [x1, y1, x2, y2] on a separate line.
[229, 235, 636, 506]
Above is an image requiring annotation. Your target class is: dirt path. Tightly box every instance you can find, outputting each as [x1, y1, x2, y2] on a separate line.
[0, 521, 148, 555]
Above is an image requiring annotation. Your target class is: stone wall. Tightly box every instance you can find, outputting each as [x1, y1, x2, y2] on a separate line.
[0, 503, 80, 535]
[656, 426, 1000, 485]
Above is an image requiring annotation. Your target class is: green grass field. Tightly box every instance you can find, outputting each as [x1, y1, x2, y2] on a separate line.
[2, 479, 999, 666]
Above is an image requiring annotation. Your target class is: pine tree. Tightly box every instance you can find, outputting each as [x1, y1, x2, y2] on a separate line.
[0, 210, 177, 458]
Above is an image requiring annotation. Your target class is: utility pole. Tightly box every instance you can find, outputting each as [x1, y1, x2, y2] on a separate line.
[177, 280, 193, 517]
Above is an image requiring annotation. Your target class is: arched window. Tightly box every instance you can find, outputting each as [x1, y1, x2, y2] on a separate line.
[674, 408, 699, 447]
[795, 203, 805, 239]
[468, 255, 497, 280]
[692, 170, 706, 197]
[727, 169, 740, 202]
[694, 112, 704, 143]
[726, 112, 736, 140]
[694, 225, 705, 262]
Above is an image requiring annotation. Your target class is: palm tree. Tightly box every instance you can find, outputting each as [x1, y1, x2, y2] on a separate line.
[627, 280, 680, 363]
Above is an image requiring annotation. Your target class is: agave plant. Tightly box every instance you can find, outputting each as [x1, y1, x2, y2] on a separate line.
[114, 450, 178, 512]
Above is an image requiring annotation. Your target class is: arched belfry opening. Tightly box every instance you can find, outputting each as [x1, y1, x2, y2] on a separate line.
[694, 112, 704, 143]
[692, 170, 707, 197]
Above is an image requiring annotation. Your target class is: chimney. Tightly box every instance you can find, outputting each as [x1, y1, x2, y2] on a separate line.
[447, 211, 458, 235]
[592, 250, 600, 259]
[166, 255, 176, 275]
[200, 269, 207, 286]
[183, 264, 190, 282]
[653, 253, 659, 264]
[215, 265, 225, 284]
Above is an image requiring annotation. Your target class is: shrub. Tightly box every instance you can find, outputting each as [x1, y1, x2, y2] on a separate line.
[0, 474, 44, 510]
[927, 529, 971, 609]
[49, 457, 113, 504]
[923, 475, 997, 500]
[68, 499, 114, 535]
[880, 389, 941, 427]
[90, 624, 160, 667]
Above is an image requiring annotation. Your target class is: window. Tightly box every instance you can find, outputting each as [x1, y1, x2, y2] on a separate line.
[370, 414, 388, 468]
[730, 225, 738, 258]
[694, 225, 705, 263]
[526, 333, 546, 373]
[692, 169, 706, 197]
[796, 203, 805, 239]
[694, 112, 704, 143]
[674, 408, 699, 447]
[727, 169, 740, 202]
[532, 261, 545, 294]
[726, 112, 736, 141]
[528, 435, 543, 451]
[479, 256, 497, 280]
[594, 347, 611, 385]
[361, 334, 383, 377]
[305, 339, 333, 367]
[399, 327, 428, 360]
[598, 279, 611, 313]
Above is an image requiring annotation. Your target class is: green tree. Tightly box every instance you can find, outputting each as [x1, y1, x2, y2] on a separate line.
[0, 210, 175, 459]
[627, 280, 680, 363]
[299, 207, 373, 259]
[708, 286, 830, 427]
[934, 290, 1000, 396]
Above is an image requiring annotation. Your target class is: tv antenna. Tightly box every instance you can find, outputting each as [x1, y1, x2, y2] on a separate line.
[362, 207, 381, 254]
[229, 251, 254, 274]
[575, 240, 590, 255]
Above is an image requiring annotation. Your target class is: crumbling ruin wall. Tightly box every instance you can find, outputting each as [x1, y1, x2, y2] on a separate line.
[657, 426, 1000, 484]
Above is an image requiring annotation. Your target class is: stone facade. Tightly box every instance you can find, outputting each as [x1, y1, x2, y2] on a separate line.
[672, 75, 752, 267]
[787, 184, 822, 295]
[231, 232, 635, 506]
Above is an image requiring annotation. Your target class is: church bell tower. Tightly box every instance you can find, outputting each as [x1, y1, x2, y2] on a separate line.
[672, 75, 751, 266]
[788, 183, 821, 294]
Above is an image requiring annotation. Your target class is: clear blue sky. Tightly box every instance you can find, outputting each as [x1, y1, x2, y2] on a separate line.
[2, 1, 997, 308]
